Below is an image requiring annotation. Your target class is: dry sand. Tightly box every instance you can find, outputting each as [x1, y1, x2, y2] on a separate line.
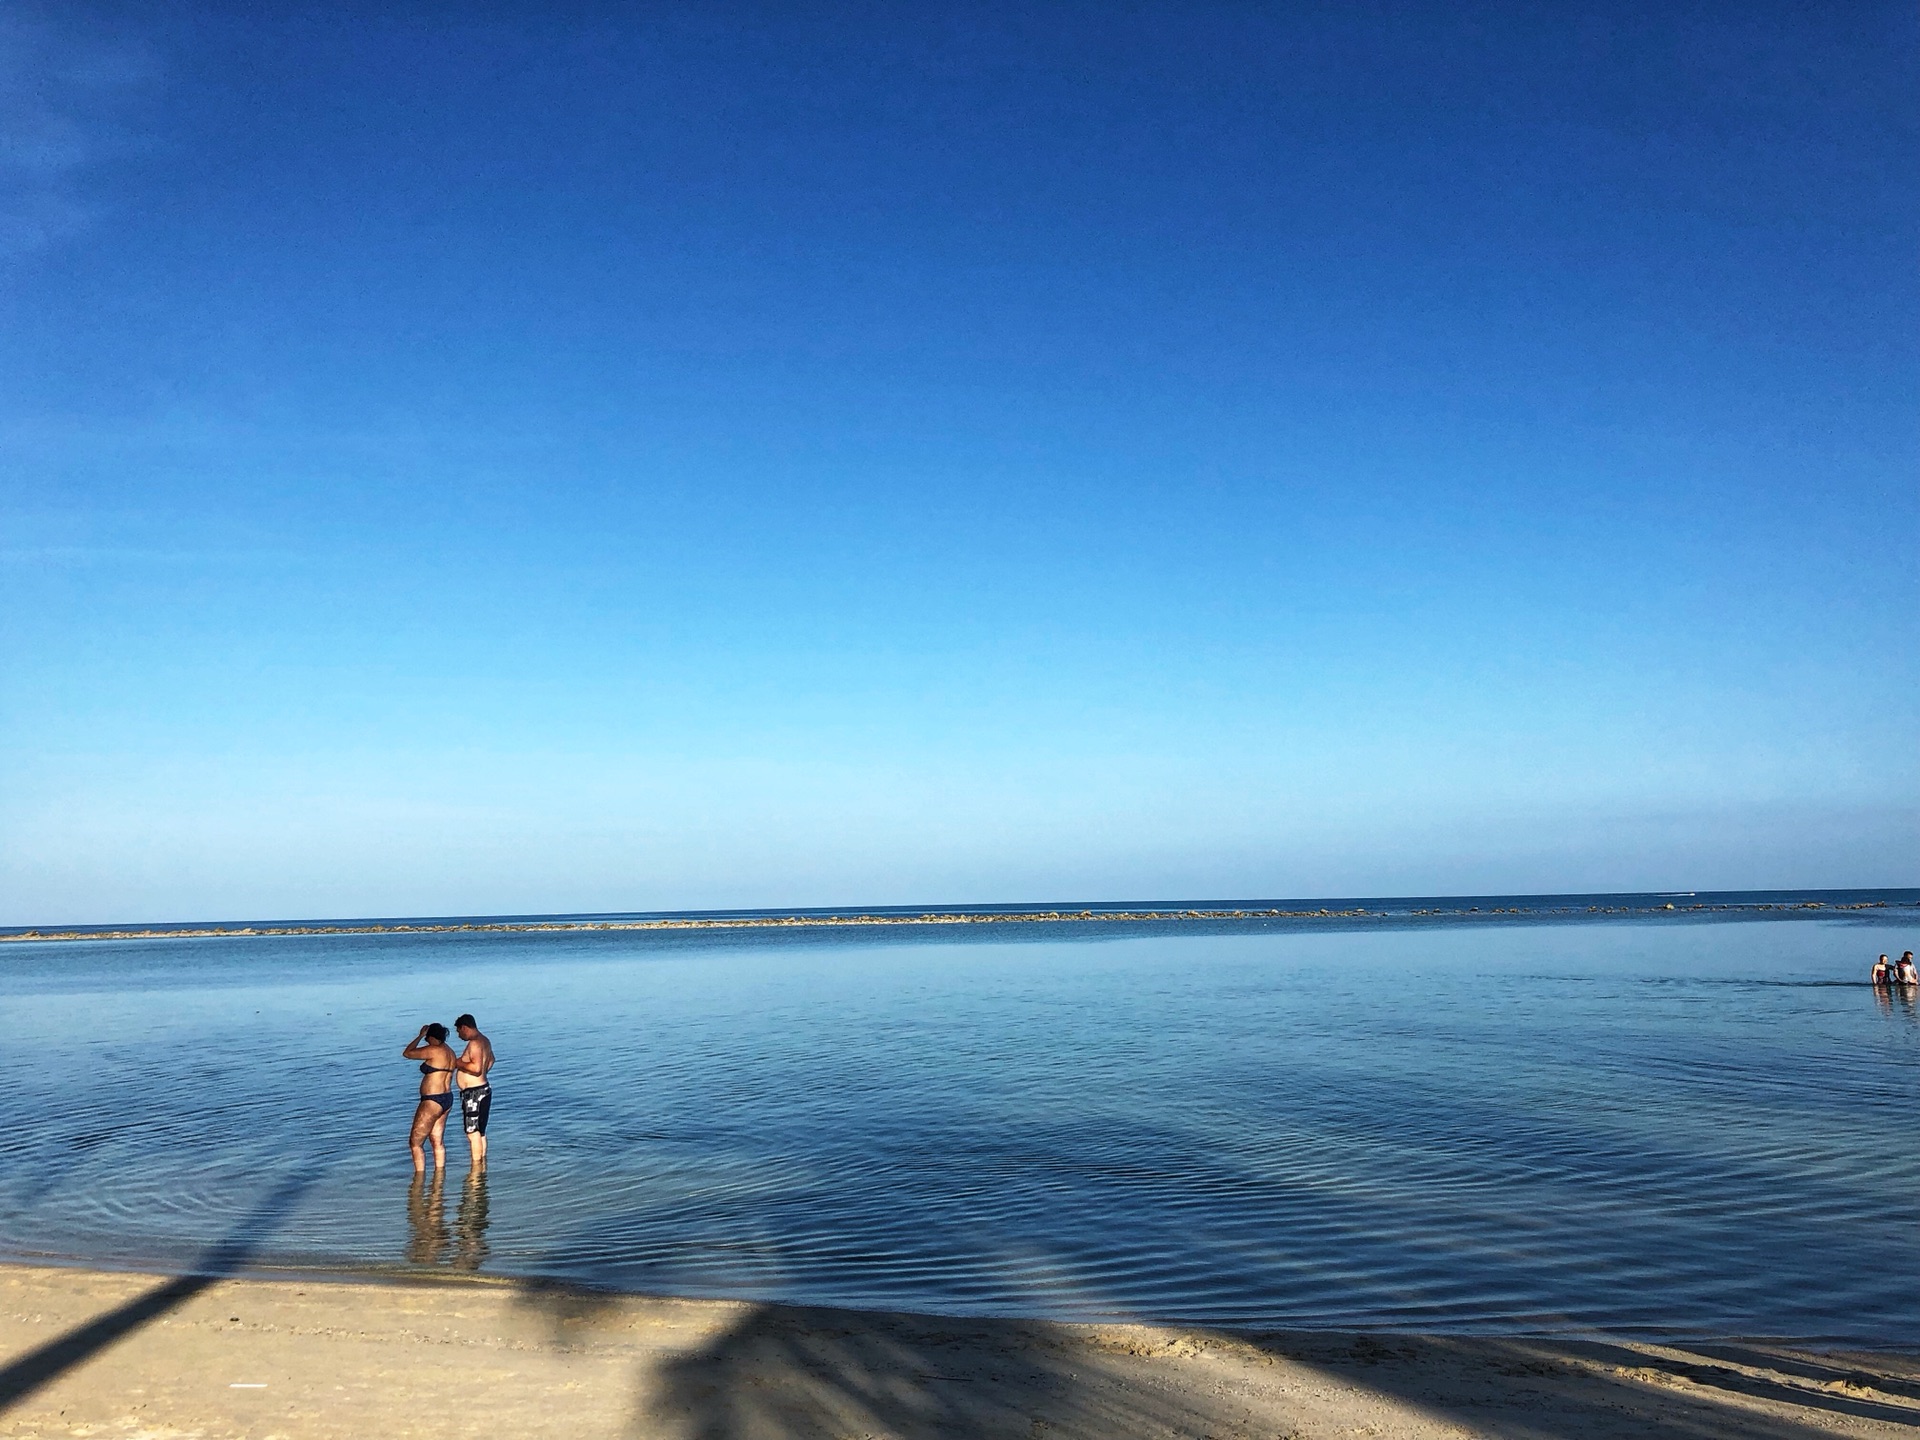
[3, 1263, 1917, 1439]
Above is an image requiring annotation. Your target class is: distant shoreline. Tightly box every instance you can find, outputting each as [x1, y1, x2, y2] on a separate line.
[2, 897, 1903, 944]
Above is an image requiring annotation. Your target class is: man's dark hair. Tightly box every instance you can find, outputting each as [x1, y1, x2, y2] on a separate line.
[455, 1013, 477, 1030]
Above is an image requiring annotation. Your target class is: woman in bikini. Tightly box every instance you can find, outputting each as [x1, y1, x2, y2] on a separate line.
[402, 1022, 458, 1174]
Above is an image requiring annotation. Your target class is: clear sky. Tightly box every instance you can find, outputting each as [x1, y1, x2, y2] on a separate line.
[2, 2, 1915, 924]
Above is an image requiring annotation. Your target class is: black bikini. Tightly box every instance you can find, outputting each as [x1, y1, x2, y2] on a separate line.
[419, 1060, 455, 1110]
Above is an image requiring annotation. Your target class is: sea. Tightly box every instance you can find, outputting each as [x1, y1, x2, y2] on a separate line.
[2, 890, 1917, 1343]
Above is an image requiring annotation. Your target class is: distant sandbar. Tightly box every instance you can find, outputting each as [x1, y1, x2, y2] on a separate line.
[1, 898, 1896, 945]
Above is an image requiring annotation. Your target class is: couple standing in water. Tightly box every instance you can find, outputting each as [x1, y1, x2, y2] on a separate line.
[402, 1014, 495, 1173]
[1872, 953, 1918, 987]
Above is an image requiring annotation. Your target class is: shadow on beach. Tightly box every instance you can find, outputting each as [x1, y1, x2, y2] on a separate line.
[1240, 1331, 1920, 1440]
[502, 1281, 1920, 1440]
[0, 1172, 316, 1413]
[644, 1302, 1228, 1440]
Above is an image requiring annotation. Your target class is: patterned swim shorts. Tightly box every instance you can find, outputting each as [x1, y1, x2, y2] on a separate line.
[459, 1084, 492, 1136]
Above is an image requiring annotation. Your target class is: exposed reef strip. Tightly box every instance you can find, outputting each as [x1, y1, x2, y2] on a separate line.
[0, 900, 1897, 944]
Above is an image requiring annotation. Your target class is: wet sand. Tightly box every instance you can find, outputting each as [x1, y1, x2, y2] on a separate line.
[3, 1264, 1917, 1438]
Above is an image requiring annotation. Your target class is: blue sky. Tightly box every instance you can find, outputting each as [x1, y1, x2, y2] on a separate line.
[2, 2, 1915, 923]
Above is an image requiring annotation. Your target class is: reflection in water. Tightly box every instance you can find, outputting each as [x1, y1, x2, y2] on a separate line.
[8, 915, 1920, 1341]
[1873, 986, 1918, 1022]
[453, 1171, 491, 1271]
[404, 1174, 448, 1266]
[404, 1171, 491, 1271]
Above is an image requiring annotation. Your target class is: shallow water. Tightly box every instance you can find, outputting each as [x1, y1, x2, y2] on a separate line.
[3, 909, 1918, 1341]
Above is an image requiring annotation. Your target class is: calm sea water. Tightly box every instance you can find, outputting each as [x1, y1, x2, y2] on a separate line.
[3, 903, 1918, 1341]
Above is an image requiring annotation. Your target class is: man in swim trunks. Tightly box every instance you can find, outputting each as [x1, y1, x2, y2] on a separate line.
[453, 1013, 496, 1169]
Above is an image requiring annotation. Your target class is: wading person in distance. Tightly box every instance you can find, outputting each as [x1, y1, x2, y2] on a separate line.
[1872, 955, 1893, 986]
[1899, 953, 1919, 986]
[454, 1013, 496, 1169]
[402, 1022, 458, 1174]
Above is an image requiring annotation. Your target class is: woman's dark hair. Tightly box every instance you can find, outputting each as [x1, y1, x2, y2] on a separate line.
[424, 1023, 449, 1043]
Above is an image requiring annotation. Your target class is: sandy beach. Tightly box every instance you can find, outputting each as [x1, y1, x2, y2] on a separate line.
[3, 1264, 1917, 1439]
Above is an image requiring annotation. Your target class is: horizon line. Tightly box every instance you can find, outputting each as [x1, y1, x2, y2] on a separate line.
[6, 885, 1917, 942]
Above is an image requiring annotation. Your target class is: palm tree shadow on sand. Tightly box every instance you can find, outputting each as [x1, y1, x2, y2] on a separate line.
[500, 1284, 1920, 1440]
[645, 1303, 1226, 1440]
[0, 1171, 317, 1413]
[504, 1079, 1920, 1439]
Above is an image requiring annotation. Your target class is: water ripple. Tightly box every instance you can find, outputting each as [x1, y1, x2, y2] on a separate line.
[1, 916, 1917, 1339]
